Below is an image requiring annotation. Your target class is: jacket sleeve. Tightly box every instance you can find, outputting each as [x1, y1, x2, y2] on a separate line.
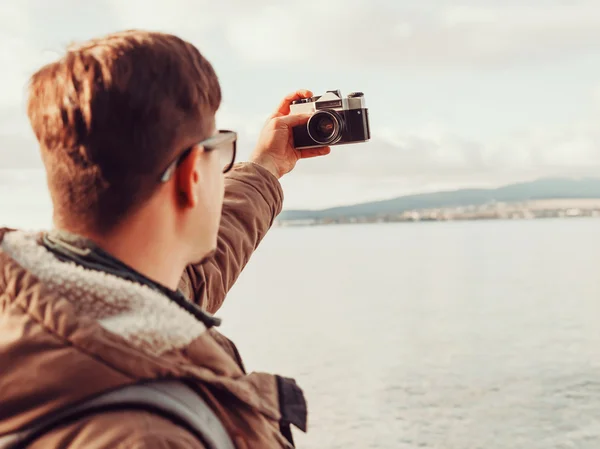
[179, 162, 284, 314]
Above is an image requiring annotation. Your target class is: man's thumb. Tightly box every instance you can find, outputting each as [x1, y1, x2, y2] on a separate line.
[277, 113, 313, 128]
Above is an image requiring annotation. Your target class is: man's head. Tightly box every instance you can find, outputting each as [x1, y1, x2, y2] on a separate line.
[27, 30, 232, 265]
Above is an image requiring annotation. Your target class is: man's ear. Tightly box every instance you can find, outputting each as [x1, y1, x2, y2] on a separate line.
[175, 147, 201, 208]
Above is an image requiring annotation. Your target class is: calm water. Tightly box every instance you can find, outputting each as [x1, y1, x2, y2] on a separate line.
[219, 218, 600, 448]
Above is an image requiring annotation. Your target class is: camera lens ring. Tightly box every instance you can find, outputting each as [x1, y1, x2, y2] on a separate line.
[307, 110, 343, 145]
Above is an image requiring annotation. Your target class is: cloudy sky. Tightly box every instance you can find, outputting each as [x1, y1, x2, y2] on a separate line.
[2, 0, 600, 227]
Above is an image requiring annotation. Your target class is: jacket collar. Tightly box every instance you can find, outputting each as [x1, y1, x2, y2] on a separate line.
[2, 229, 210, 356]
[42, 229, 221, 328]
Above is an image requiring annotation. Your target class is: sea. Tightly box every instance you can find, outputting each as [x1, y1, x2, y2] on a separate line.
[218, 218, 600, 449]
[3, 202, 600, 448]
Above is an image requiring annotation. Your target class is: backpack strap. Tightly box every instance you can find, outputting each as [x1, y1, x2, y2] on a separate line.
[0, 381, 235, 449]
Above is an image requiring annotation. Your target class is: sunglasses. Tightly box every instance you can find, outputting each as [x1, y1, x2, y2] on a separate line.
[160, 130, 237, 182]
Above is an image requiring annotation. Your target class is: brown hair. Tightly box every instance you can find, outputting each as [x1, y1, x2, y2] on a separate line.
[27, 30, 221, 233]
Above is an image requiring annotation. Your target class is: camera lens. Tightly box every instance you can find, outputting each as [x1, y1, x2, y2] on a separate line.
[307, 110, 342, 145]
[315, 116, 334, 137]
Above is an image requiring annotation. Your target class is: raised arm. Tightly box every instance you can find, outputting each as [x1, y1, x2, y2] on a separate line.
[179, 89, 331, 313]
[181, 162, 282, 312]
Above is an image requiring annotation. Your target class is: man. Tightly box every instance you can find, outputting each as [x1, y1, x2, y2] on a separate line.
[0, 30, 330, 448]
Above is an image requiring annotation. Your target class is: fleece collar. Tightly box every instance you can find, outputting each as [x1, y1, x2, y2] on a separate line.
[1, 230, 208, 356]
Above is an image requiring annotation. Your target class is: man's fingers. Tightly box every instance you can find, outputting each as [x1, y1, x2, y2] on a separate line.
[272, 89, 313, 117]
[299, 146, 331, 159]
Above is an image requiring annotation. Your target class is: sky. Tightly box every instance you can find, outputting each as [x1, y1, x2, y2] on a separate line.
[2, 0, 600, 225]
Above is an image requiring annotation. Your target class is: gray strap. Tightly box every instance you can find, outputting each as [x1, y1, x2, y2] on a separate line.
[0, 381, 235, 449]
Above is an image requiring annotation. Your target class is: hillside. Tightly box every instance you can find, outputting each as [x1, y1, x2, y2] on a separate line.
[278, 177, 600, 221]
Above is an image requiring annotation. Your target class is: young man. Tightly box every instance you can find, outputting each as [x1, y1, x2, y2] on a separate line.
[0, 30, 330, 448]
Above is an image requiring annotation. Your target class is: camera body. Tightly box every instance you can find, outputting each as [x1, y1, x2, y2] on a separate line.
[289, 90, 370, 149]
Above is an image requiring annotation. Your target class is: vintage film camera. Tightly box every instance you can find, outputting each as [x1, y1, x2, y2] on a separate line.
[289, 90, 370, 149]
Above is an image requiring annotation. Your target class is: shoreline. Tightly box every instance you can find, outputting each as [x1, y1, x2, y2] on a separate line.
[276, 198, 600, 227]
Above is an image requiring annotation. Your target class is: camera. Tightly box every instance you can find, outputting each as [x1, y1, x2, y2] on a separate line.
[289, 90, 371, 149]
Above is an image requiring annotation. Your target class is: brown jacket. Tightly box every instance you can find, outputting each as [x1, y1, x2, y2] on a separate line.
[0, 162, 305, 448]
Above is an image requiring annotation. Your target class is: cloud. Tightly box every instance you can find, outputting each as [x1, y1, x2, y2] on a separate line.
[215, 106, 270, 160]
[104, 0, 225, 39]
[2, 0, 600, 205]
[178, 74, 600, 208]
[225, 0, 600, 69]
[0, 169, 52, 229]
[314, 117, 600, 177]
[0, 132, 41, 169]
[274, 109, 600, 209]
[0, 101, 41, 169]
[0, 0, 227, 110]
[0, 5, 43, 109]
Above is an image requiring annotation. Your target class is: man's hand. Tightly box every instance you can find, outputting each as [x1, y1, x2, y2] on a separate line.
[250, 89, 331, 179]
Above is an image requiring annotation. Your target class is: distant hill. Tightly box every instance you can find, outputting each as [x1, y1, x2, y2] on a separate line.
[278, 177, 600, 221]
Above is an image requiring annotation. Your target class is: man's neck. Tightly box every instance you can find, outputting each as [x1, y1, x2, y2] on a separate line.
[57, 224, 187, 292]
